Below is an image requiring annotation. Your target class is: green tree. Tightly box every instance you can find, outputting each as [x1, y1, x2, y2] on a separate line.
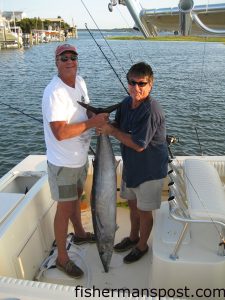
[15, 17, 71, 33]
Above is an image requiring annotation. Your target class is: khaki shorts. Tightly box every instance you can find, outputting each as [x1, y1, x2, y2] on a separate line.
[47, 161, 88, 202]
[120, 178, 164, 211]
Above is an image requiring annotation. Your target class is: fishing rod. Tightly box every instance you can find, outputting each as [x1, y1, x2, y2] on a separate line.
[85, 23, 128, 94]
[81, 0, 141, 93]
[81, 0, 156, 93]
[0, 100, 97, 155]
[80, 0, 127, 75]
[82, 4, 180, 157]
[191, 39, 207, 156]
[0, 101, 42, 123]
[84, 24, 179, 158]
[194, 127, 203, 156]
[81, 0, 149, 93]
[115, 5, 155, 69]
[85, 24, 179, 155]
[114, 3, 208, 158]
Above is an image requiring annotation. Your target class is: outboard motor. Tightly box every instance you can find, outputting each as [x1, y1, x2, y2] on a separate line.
[178, 0, 194, 35]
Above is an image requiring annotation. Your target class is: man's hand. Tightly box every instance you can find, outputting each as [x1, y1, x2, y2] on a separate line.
[96, 123, 113, 135]
[88, 113, 109, 128]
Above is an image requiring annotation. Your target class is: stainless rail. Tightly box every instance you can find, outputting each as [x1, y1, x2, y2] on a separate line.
[168, 159, 225, 259]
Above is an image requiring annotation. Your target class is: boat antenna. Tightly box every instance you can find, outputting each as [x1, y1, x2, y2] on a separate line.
[85, 23, 128, 94]
[80, 0, 127, 76]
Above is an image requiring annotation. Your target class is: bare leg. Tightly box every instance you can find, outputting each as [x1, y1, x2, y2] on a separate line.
[128, 199, 140, 241]
[136, 210, 153, 251]
[70, 198, 87, 237]
[54, 201, 74, 265]
[69, 188, 86, 237]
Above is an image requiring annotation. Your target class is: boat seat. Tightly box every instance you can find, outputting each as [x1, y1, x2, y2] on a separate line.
[184, 159, 225, 222]
[0, 192, 25, 225]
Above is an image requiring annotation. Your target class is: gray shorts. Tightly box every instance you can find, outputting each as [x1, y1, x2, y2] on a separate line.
[120, 179, 164, 211]
[47, 161, 88, 202]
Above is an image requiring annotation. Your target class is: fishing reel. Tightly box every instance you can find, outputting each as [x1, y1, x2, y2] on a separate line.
[167, 135, 179, 159]
[108, 0, 117, 12]
[218, 239, 225, 256]
[108, 0, 126, 12]
[167, 135, 179, 146]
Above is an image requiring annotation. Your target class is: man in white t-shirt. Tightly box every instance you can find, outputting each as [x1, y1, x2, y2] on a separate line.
[42, 44, 108, 278]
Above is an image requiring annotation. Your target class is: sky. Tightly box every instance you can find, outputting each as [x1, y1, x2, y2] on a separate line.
[0, 0, 224, 29]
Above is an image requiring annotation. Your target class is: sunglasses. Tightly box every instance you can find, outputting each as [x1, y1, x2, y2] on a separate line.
[59, 54, 78, 62]
[128, 80, 149, 87]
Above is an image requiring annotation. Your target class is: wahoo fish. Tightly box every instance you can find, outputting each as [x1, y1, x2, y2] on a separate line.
[91, 133, 117, 272]
[78, 101, 121, 272]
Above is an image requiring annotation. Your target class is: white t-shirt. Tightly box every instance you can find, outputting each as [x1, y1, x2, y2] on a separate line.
[42, 75, 91, 167]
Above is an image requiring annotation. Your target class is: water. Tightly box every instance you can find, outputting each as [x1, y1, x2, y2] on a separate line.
[0, 31, 225, 177]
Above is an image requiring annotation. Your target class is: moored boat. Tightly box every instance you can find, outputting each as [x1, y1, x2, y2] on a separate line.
[0, 15, 23, 48]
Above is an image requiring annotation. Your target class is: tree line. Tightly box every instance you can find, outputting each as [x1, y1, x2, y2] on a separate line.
[11, 17, 71, 33]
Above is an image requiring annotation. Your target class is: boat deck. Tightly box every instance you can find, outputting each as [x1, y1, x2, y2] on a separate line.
[38, 206, 153, 292]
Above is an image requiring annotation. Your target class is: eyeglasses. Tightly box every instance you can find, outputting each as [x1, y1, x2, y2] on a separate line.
[59, 54, 78, 62]
[128, 80, 149, 87]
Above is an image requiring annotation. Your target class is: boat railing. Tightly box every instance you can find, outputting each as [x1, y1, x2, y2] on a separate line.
[168, 157, 225, 259]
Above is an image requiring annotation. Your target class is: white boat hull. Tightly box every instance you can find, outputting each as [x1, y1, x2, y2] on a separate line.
[0, 155, 225, 299]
